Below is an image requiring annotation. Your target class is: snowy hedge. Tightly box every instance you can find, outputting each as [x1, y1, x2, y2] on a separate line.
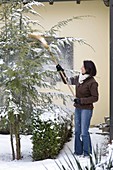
[32, 107, 73, 161]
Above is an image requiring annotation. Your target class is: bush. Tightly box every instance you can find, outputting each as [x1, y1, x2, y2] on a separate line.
[32, 108, 73, 161]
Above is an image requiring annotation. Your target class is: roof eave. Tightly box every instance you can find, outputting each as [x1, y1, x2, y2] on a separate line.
[38, 0, 109, 7]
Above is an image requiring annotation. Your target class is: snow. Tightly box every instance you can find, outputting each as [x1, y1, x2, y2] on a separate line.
[0, 127, 110, 170]
[0, 59, 4, 64]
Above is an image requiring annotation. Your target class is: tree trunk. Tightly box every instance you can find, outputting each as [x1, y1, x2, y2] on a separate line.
[14, 114, 21, 160]
[8, 111, 15, 160]
[10, 122, 15, 160]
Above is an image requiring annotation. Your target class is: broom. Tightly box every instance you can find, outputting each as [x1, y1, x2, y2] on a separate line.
[28, 34, 75, 97]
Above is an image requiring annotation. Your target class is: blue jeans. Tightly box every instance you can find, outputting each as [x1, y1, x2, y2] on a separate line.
[74, 108, 92, 156]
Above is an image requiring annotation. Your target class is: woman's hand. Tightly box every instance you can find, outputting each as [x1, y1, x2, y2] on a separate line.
[56, 64, 64, 72]
[74, 98, 81, 104]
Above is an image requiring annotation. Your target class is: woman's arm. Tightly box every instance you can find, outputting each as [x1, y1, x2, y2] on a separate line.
[56, 64, 78, 85]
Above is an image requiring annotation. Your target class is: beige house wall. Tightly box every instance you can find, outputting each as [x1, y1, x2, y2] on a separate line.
[33, 0, 109, 125]
[0, 0, 107, 125]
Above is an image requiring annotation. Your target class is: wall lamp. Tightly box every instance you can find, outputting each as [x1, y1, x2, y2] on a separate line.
[76, 0, 80, 4]
[103, 0, 109, 7]
[49, 0, 54, 5]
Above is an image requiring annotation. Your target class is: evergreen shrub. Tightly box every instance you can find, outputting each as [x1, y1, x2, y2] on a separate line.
[32, 108, 73, 161]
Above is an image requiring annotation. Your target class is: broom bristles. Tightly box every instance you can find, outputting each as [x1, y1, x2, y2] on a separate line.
[28, 34, 49, 49]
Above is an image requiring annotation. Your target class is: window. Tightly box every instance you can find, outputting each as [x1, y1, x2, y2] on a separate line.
[45, 37, 74, 84]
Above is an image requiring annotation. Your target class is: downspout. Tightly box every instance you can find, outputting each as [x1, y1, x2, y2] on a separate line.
[110, 0, 113, 142]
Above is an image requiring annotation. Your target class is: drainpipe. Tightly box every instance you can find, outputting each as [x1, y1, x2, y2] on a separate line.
[110, 0, 113, 142]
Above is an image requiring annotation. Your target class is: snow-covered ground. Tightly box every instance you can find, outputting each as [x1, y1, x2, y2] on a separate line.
[0, 128, 110, 170]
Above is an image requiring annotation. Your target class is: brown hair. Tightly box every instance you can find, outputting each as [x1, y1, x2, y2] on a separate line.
[83, 60, 97, 76]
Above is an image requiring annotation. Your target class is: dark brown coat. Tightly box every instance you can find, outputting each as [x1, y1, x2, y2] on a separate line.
[70, 76, 99, 110]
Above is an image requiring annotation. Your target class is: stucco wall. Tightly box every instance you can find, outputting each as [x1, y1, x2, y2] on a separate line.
[33, 0, 109, 125]
[32, 0, 109, 125]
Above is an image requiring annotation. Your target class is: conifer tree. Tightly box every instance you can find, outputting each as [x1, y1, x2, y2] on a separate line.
[0, 0, 60, 160]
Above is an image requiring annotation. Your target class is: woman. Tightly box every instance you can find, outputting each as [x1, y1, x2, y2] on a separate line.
[56, 60, 99, 157]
